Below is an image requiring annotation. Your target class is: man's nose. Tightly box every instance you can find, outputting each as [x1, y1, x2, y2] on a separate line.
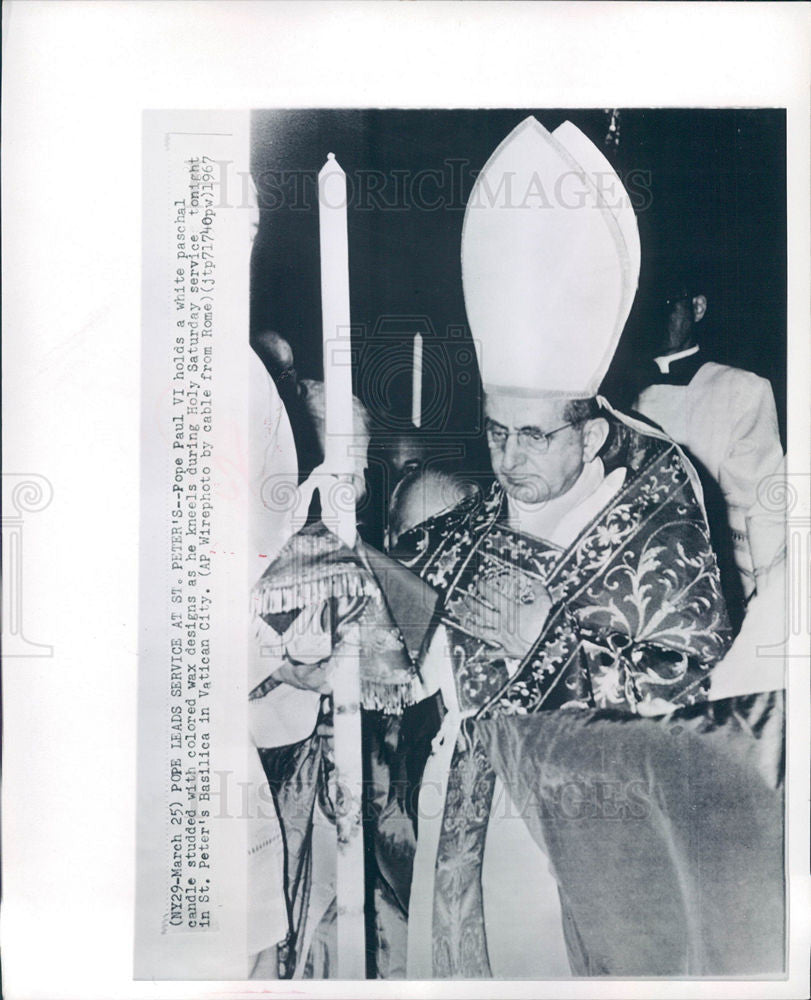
[501, 433, 523, 470]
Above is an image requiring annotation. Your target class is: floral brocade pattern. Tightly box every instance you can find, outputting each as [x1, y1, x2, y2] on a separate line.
[477, 443, 731, 718]
[432, 734, 496, 979]
[393, 419, 733, 978]
[401, 494, 565, 714]
[395, 426, 732, 721]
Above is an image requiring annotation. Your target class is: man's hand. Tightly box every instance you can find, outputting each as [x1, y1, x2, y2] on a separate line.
[271, 657, 333, 693]
[455, 572, 552, 660]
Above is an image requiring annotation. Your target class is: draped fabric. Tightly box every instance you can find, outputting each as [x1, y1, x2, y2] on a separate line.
[477, 691, 785, 976]
[395, 414, 783, 977]
[258, 706, 426, 979]
[252, 521, 427, 713]
[258, 717, 334, 978]
[251, 522, 440, 978]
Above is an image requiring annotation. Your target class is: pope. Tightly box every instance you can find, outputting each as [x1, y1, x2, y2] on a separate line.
[393, 117, 784, 979]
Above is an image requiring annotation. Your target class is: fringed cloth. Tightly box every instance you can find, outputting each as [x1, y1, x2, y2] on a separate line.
[251, 522, 430, 714]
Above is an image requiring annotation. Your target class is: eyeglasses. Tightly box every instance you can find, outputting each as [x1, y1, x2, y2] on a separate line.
[485, 418, 578, 454]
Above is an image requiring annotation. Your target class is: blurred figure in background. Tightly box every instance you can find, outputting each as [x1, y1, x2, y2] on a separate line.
[251, 329, 368, 493]
[633, 267, 785, 630]
[386, 467, 479, 550]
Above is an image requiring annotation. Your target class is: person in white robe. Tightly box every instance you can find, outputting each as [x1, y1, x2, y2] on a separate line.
[633, 271, 786, 626]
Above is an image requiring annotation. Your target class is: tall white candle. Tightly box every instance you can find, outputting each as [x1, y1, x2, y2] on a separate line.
[411, 331, 423, 428]
[317, 152, 365, 980]
[318, 152, 353, 475]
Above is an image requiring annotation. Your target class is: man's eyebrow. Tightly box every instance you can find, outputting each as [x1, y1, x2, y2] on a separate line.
[485, 417, 508, 430]
[517, 424, 543, 434]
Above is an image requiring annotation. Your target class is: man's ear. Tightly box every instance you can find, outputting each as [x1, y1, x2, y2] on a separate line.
[582, 417, 609, 462]
[692, 294, 707, 323]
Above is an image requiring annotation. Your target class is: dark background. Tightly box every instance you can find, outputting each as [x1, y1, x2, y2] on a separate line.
[250, 108, 787, 454]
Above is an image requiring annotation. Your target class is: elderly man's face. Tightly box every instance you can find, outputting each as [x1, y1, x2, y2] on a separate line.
[484, 394, 588, 504]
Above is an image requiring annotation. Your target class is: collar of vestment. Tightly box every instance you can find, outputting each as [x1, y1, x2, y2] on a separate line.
[505, 458, 626, 548]
[640, 345, 705, 388]
[653, 344, 699, 375]
[654, 344, 700, 373]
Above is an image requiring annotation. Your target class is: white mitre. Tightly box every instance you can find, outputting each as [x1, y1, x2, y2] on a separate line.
[462, 116, 641, 398]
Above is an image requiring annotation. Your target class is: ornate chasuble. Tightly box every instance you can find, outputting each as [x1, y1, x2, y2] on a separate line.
[394, 415, 733, 977]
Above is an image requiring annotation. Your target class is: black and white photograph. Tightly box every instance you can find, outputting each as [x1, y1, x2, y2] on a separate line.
[2, 4, 809, 1000]
[245, 107, 788, 980]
